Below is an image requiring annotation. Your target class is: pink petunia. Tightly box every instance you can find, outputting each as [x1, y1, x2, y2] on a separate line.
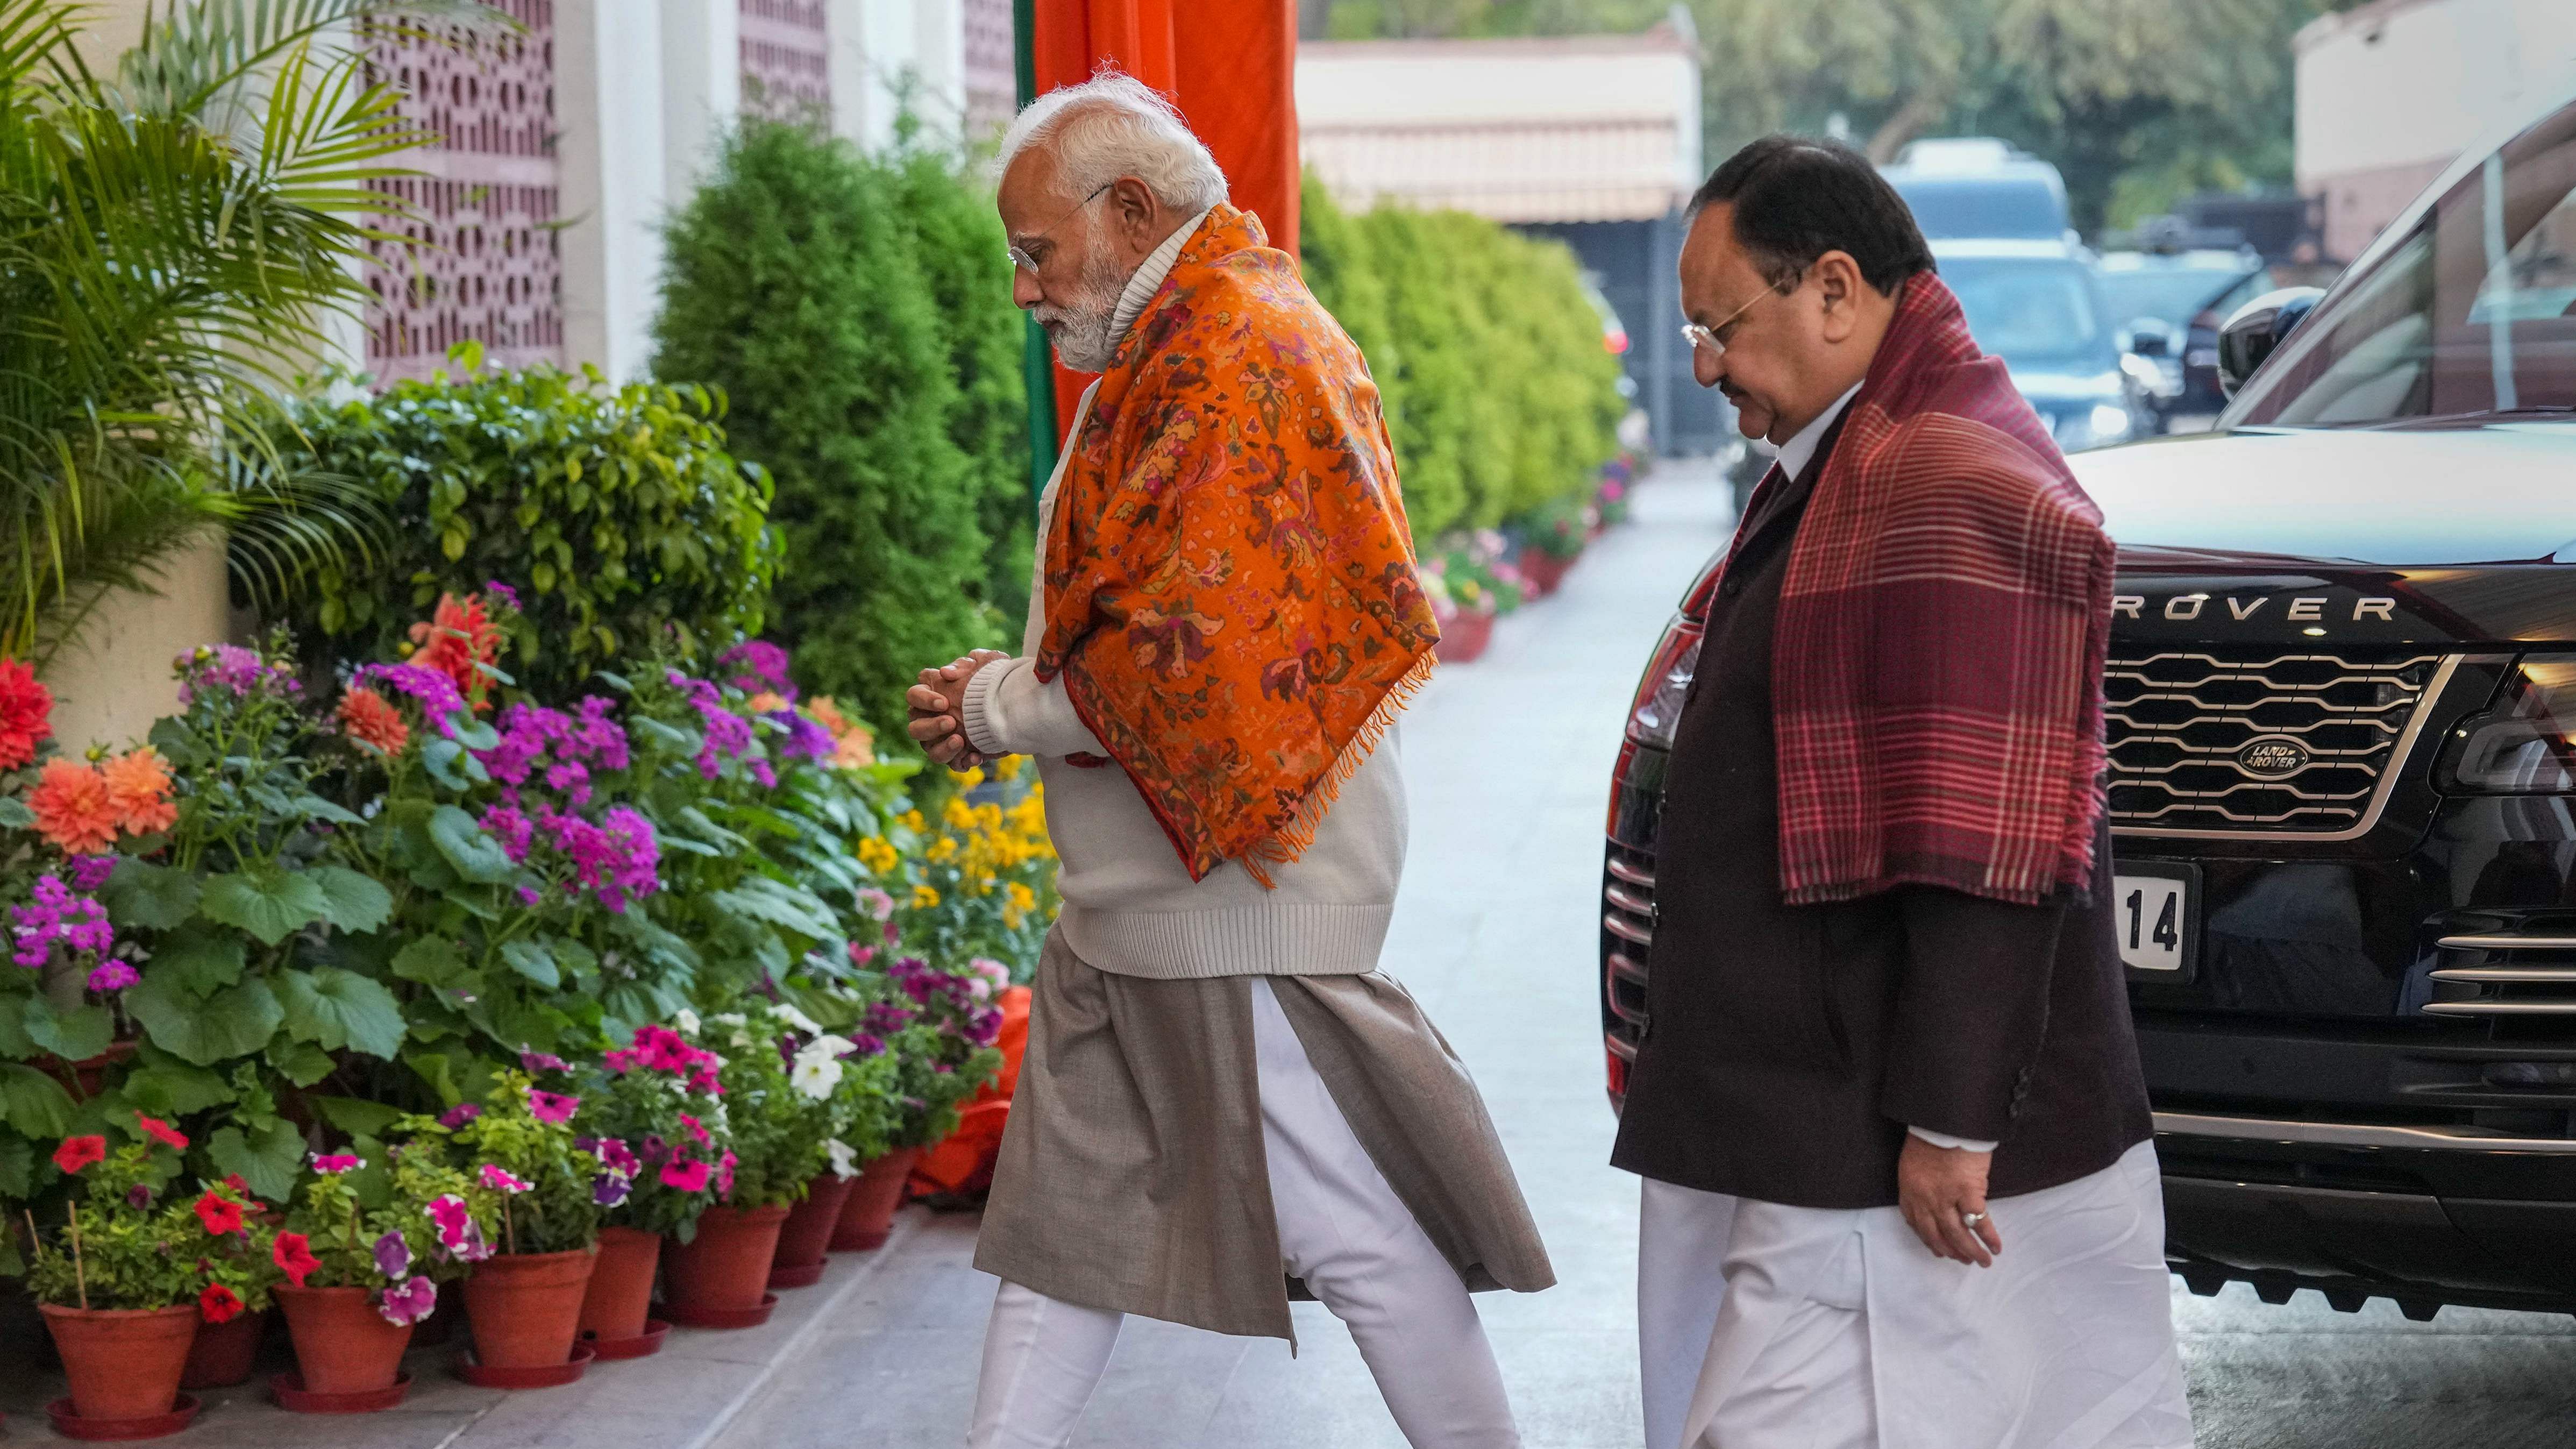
[478, 1163, 532, 1194]
[528, 1089, 579, 1124]
[312, 1153, 363, 1175]
[659, 1157, 711, 1193]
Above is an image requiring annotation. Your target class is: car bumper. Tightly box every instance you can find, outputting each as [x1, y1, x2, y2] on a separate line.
[2157, 1110, 2576, 1313]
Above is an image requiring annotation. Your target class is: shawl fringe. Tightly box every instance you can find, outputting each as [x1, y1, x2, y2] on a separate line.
[1242, 651, 1437, 889]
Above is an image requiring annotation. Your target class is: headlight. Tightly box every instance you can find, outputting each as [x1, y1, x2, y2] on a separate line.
[2088, 402, 2134, 443]
[2442, 656, 2576, 792]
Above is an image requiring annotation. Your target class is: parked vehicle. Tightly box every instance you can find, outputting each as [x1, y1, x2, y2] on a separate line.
[2096, 246, 2270, 430]
[1933, 238, 2155, 452]
[1605, 76, 2576, 1320]
[1881, 138, 2071, 242]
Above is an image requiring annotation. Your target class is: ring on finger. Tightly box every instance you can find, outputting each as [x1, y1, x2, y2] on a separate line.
[1960, 1211, 1987, 1228]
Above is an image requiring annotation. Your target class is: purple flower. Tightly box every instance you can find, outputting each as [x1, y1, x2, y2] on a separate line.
[66, 855, 117, 892]
[86, 960, 138, 992]
[850, 1032, 887, 1057]
[378, 1274, 437, 1326]
[528, 1090, 579, 1124]
[373, 1230, 411, 1281]
[520, 1049, 571, 1075]
[769, 709, 836, 763]
[354, 663, 469, 737]
[14, 874, 116, 972]
[667, 670, 756, 777]
[588, 1137, 641, 1177]
[720, 640, 794, 697]
[592, 1172, 631, 1208]
[437, 1104, 481, 1130]
[479, 800, 534, 864]
[126, 1183, 153, 1210]
[483, 580, 522, 612]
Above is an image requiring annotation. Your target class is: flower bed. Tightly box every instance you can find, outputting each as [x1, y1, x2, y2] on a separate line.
[0, 589, 1048, 1421]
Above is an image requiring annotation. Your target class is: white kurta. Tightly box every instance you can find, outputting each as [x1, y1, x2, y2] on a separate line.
[1639, 1141, 2193, 1449]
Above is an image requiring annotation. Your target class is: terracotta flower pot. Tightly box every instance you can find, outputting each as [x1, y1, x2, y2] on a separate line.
[770, 1176, 858, 1288]
[39, 1302, 198, 1421]
[464, 1247, 597, 1370]
[39, 1040, 137, 1101]
[1433, 609, 1496, 665]
[578, 1226, 664, 1343]
[181, 1306, 268, 1389]
[1519, 550, 1576, 598]
[831, 1147, 922, 1252]
[276, 1285, 415, 1396]
[664, 1205, 791, 1316]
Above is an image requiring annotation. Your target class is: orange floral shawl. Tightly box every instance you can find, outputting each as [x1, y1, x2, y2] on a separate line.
[1035, 205, 1439, 886]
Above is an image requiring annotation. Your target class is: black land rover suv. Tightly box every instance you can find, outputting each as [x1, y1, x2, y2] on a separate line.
[1605, 79, 2576, 1319]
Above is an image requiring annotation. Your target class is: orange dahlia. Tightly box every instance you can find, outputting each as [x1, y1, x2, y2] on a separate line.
[29, 759, 116, 854]
[101, 747, 175, 835]
[408, 593, 502, 713]
[0, 659, 51, 770]
[337, 686, 409, 755]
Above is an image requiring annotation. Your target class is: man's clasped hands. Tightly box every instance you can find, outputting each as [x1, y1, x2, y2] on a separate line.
[906, 650, 1012, 771]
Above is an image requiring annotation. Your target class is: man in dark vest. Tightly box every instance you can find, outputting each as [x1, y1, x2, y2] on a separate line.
[1612, 138, 2193, 1449]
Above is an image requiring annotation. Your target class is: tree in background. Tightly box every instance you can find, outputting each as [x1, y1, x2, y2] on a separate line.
[654, 119, 1004, 742]
[1307, 0, 2337, 238]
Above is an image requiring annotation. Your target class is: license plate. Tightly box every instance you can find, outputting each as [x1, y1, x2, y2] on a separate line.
[2113, 863, 2199, 979]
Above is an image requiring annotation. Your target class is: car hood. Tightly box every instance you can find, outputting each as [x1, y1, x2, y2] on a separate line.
[2005, 365, 2123, 405]
[2079, 423, 2576, 647]
[2075, 424, 2576, 566]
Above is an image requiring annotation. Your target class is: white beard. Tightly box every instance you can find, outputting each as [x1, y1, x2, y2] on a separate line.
[1034, 247, 1133, 373]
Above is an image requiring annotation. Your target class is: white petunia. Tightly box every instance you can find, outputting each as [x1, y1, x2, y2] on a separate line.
[674, 1008, 701, 1035]
[807, 1034, 857, 1060]
[827, 1140, 860, 1180]
[775, 1004, 823, 1036]
[791, 1054, 844, 1100]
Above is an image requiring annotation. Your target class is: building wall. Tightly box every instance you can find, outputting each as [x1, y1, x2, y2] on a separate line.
[2297, 0, 2576, 261]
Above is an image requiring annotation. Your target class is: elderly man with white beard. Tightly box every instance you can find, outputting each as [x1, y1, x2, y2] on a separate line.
[903, 74, 1554, 1449]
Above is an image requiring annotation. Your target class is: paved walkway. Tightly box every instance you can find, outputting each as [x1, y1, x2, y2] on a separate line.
[12, 460, 2576, 1446]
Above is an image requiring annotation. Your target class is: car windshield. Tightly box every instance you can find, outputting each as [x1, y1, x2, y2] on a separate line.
[2225, 100, 2576, 427]
[1939, 257, 2110, 367]
[2097, 265, 2261, 330]
[1888, 176, 2066, 240]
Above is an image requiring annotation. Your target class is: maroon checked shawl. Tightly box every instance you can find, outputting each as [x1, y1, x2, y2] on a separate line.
[1747, 272, 2114, 908]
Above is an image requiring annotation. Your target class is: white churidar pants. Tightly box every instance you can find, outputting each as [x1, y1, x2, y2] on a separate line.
[967, 977, 1521, 1448]
[1638, 1141, 2194, 1449]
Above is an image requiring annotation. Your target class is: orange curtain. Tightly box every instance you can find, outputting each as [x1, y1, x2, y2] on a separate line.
[1030, 0, 1300, 438]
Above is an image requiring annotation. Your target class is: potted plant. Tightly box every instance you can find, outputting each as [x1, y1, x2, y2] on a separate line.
[267, 1140, 464, 1409]
[833, 955, 1006, 1252]
[768, 1004, 899, 1288]
[566, 1028, 728, 1356]
[404, 1072, 606, 1382]
[660, 1005, 809, 1327]
[1512, 495, 1592, 598]
[181, 1172, 280, 1391]
[22, 1119, 231, 1435]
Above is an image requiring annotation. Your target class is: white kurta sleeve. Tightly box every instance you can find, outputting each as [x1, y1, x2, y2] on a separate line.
[962, 656, 1105, 759]
[1906, 1126, 1998, 1153]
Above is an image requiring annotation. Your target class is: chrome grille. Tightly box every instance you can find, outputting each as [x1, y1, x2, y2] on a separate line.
[1601, 844, 1654, 1050]
[2106, 651, 2451, 838]
[2425, 931, 2576, 1017]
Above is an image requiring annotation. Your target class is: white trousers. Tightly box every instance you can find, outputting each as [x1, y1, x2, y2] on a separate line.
[967, 977, 1521, 1448]
[1637, 1142, 2193, 1449]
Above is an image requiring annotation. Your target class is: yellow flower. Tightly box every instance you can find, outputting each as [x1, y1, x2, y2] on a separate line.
[898, 809, 926, 834]
[927, 836, 958, 864]
[996, 756, 1024, 782]
[910, 884, 942, 909]
[1008, 882, 1036, 914]
[858, 837, 900, 874]
[955, 765, 986, 789]
[942, 795, 978, 831]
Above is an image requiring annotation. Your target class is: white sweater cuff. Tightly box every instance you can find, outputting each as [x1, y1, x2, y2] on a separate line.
[960, 658, 1015, 757]
[963, 657, 1106, 759]
[1908, 1126, 1998, 1153]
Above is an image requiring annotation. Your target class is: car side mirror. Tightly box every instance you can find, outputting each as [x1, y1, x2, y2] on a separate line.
[2217, 287, 2325, 397]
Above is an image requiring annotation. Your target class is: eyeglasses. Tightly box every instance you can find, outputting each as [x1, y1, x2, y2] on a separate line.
[1006, 182, 1114, 273]
[1680, 272, 1800, 359]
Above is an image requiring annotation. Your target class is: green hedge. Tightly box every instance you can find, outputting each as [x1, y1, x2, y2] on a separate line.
[269, 355, 780, 699]
[652, 119, 1024, 741]
[1300, 176, 1624, 541]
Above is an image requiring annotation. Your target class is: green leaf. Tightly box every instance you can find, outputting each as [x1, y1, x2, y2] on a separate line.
[714, 881, 838, 941]
[0, 798, 32, 829]
[118, 1062, 233, 1118]
[0, 1135, 31, 1197]
[308, 866, 393, 934]
[149, 928, 246, 996]
[129, 973, 283, 1067]
[22, 999, 112, 1062]
[0, 1063, 75, 1137]
[268, 1040, 337, 1088]
[429, 805, 515, 884]
[390, 936, 472, 990]
[275, 968, 408, 1061]
[403, 1049, 460, 1107]
[0, 1003, 32, 1059]
[499, 940, 558, 989]
[101, 859, 201, 930]
[293, 795, 366, 827]
[200, 869, 332, 947]
[207, 1117, 307, 1203]
[421, 737, 473, 790]
[311, 1095, 404, 1139]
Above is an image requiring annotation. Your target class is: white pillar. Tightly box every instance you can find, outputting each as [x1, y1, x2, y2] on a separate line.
[661, 0, 742, 200]
[829, 0, 969, 152]
[556, 0, 671, 381]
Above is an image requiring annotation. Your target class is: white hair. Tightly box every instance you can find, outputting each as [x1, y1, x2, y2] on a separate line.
[998, 71, 1229, 214]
